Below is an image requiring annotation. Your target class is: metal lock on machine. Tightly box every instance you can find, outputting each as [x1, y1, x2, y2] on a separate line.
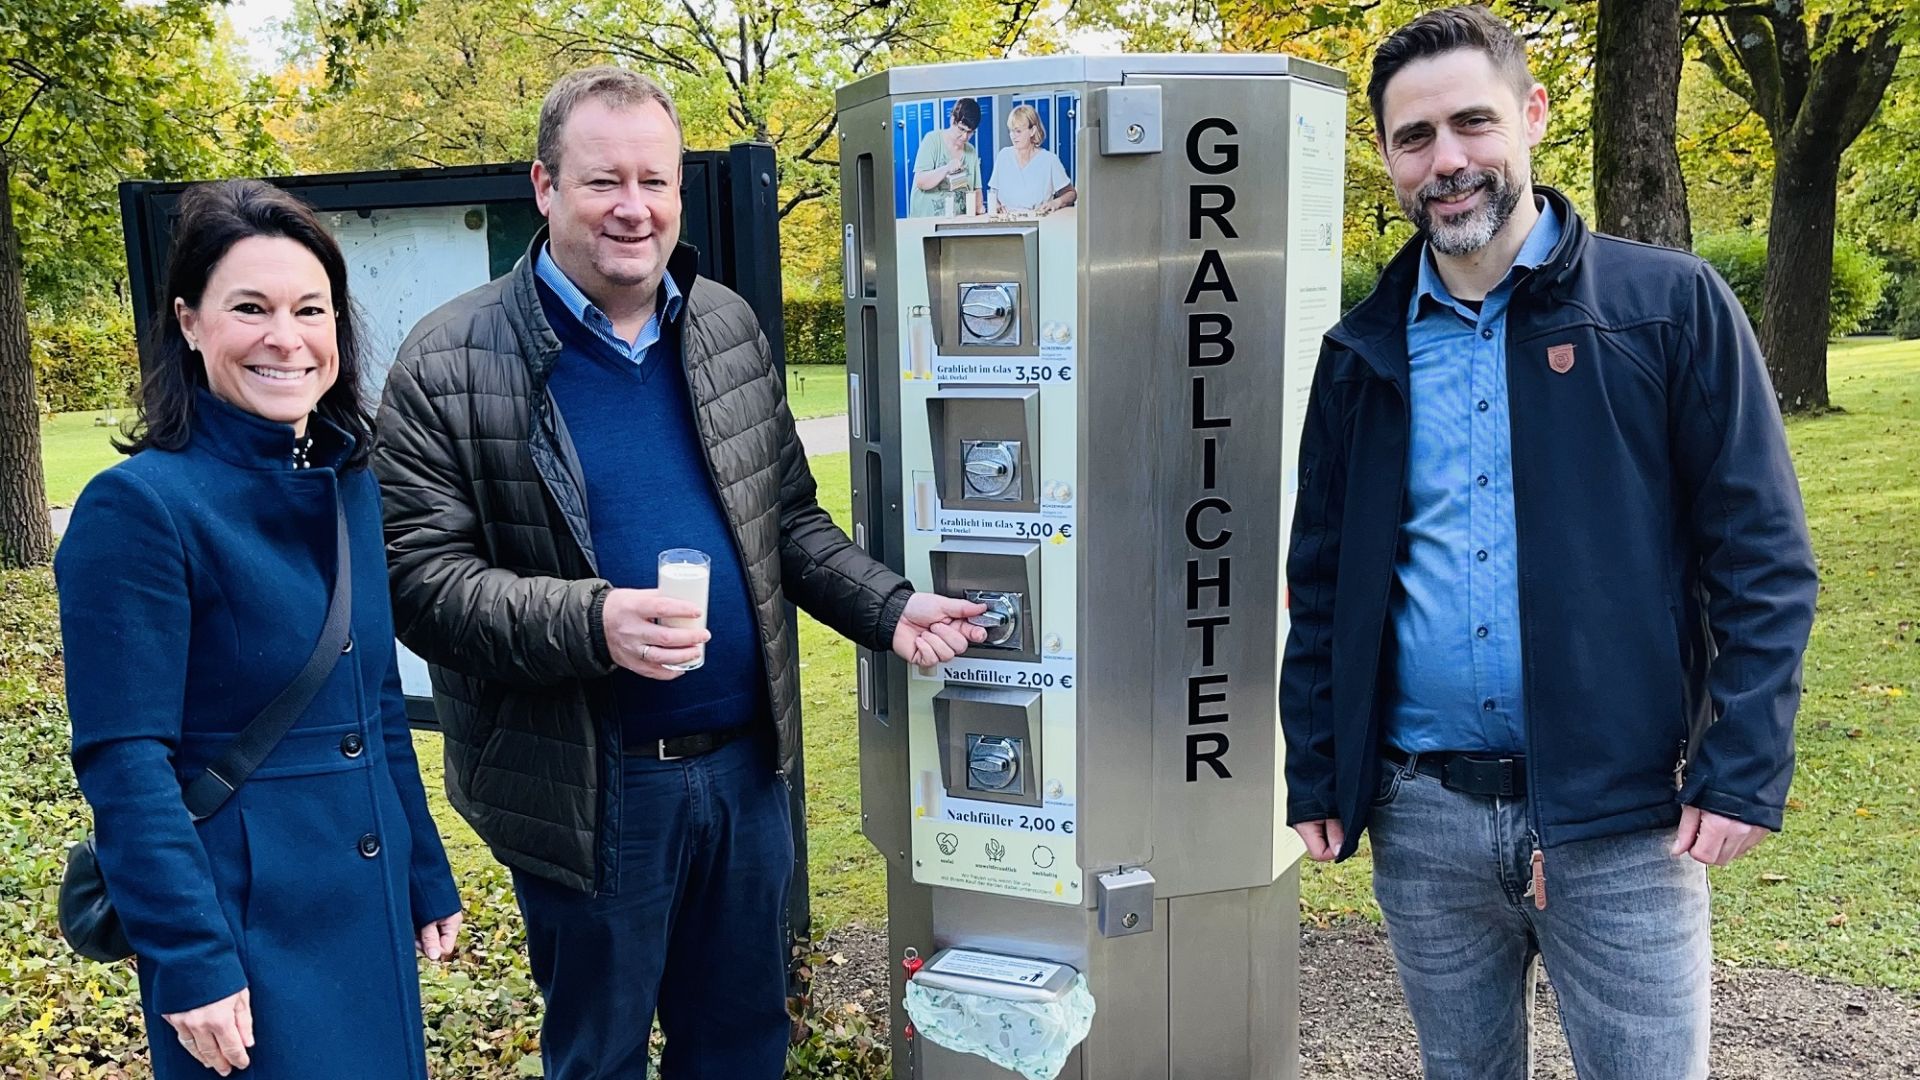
[957, 281, 1021, 346]
[964, 590, 1024, 649]
[966, 734, 1025, 794]
[961, 440, 1022, 502]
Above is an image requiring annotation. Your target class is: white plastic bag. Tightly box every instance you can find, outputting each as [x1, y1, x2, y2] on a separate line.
[903, 973, 1096, 1080]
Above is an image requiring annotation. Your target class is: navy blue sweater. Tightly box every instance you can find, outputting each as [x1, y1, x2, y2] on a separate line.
[540, 284, 766, 739]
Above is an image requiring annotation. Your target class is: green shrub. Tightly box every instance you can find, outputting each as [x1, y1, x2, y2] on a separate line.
[1694, 232, 1767, 322]
[1830, 242, 1889, 336]
[785, 292, 846, 366]
[31, 299, 140, 414]
[1342, 257, 1384, 312]
[1694, 232, 1889, 338]
[1887, 273, 1920, 340]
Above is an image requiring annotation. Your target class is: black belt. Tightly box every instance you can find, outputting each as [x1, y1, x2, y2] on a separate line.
[627, 725, 754, 761]
[1382, 745, 1528, 798]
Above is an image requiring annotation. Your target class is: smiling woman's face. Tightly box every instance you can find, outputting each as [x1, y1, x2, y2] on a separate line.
[175, 235, 339, 434]
[1009, 114, 1039, 150]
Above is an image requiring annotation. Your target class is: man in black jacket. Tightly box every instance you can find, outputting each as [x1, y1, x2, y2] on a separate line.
[1280, 8, 1817, 1078]
[373, 68, 984, 1079]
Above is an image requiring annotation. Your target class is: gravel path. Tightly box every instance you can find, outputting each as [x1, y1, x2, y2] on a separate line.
[809, 919, 1920, 1077]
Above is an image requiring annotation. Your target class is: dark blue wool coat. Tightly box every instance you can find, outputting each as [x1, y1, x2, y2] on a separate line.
[56, 390, 461, 1080]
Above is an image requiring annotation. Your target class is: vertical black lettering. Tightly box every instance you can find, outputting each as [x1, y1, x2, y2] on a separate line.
[1185, 497, 1233, 550]
[1192, 376, 1231, 429]
[1184, 250, 1239, 303]
[1188, 674, 1230, 724]
[1187, 313, 1235, 367]
[1187, 615, 1229, 667]
[1203, 437, 1220, 489]
[1186, 557, 1232, 609]
[1187, 733, 1233, 781]
[1185, 118, 1240, 175]
[1189, 184, 1239, 240]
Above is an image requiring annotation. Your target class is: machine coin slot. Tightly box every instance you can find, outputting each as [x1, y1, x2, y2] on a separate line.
[922, 224, 1039, 356]
[929, 540, 1040, 664]
[964, 590, 1023, 648]
[927, 389, 1040, 514]
[933, 685, 1043, 807]
[958, 281, 1020, 346]
[961, 439, 1021, 501]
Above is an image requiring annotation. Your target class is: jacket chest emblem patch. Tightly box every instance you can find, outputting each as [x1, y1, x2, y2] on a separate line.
[1547, 343, 1576, 374]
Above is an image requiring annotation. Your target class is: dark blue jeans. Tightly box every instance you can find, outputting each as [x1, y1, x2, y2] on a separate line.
[513, 735, 794, 1079]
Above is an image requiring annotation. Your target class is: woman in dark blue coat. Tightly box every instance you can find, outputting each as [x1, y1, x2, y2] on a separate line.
[55, 180, 462, 1078]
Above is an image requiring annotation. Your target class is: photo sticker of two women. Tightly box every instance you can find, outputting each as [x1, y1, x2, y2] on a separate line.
[907, 98, 1077, 219]
[909, 98, 983, 218]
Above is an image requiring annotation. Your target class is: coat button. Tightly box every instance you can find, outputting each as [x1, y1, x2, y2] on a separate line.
[341, 733, 365, 758]
[342, 637, 354, 654]
[358, 833, 380, 858]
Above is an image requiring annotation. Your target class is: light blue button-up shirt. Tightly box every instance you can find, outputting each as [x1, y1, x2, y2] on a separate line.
[1385, 198, 1562, 755]
[534, 243, 684, 367]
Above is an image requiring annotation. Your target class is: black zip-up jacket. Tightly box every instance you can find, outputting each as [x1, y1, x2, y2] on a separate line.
[373, 234, 911, 893]
[1281, 189, 1818, 858]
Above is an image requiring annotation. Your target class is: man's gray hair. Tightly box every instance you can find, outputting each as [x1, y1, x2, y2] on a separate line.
[536, 66, 683, 176]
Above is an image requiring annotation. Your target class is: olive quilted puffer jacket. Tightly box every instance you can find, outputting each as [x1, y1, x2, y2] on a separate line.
[372, 235, 909, 894]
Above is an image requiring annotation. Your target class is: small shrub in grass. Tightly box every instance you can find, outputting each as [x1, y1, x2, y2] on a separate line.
[785, 292, 847, 366]
[1695, 232, 1889, 337]
[1890, 274, 1920, 340]
[31, 300, 141, 415]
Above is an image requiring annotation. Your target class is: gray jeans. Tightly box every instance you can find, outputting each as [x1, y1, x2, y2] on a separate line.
[1369, 758, 1711, 1080]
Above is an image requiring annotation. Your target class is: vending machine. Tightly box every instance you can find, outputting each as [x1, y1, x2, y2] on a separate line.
[839, 56, 1346, 1078]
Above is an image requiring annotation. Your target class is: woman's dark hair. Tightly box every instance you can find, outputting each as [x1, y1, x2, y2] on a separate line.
[121, 178, 371, 467]
[950, 97, 982, 132]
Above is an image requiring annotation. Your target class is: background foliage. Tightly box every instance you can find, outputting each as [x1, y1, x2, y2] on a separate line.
[1697, 231, 1891, 337]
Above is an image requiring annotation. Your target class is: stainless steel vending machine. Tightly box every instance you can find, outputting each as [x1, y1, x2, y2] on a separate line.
[837, 55, 1347, 1079]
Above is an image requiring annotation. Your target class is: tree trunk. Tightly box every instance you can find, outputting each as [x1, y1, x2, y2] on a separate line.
[0, 152, 52, 568]
[1758, 144, 1842, 413]
[1591, 0, 1691, 249]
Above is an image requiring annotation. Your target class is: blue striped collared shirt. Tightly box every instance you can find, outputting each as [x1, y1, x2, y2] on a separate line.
[1385, 197, 1562, 755]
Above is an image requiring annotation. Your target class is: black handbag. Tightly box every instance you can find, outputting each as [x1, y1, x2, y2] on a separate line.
[59, 503, 353, 964]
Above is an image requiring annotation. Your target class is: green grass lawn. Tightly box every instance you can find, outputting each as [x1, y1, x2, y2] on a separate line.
[13, 341, 1918, 996]
[781, 344, 1920, 992]
[783, 363, 848, 422]
[39, 409, 130, 507]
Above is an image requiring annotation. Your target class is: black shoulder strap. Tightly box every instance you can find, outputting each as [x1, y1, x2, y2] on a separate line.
[183, 500, 352, 821]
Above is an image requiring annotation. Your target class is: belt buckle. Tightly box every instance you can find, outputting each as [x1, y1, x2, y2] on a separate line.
[656, 739, 684, 762]
[1495, 756, 1517, 797]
